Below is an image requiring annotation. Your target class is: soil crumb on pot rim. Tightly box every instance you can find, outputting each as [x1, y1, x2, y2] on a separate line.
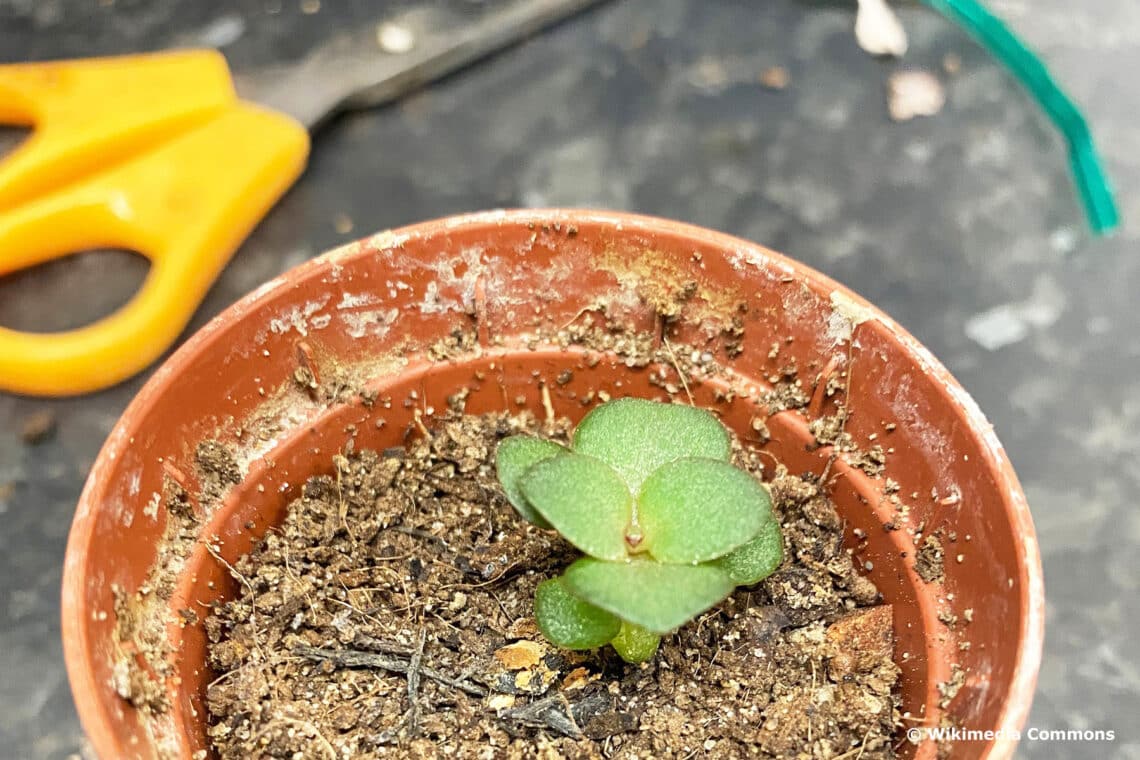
[203, 409, 900, 759]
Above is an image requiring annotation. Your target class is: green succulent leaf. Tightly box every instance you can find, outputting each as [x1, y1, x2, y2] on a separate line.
[534, 577, 622, 650]
[610, 621, 661, 664]
[520, 453, 631, 561]
[637, 457, 770, 564]
[496, 436, 567, 527]
[715, 517, 784, 585]
[572, 398, 731, 491]
[562, 557, 734, 634]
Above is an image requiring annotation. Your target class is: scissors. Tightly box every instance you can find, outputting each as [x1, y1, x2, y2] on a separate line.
[0, 0, 608, 397]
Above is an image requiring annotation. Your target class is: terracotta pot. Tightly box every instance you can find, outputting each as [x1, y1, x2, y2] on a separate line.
[63, 210, 1043, 759]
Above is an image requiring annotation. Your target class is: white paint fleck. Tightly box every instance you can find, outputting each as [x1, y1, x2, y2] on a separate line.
[1048, 226, 1080, 254]
[192, 13, 246, 48]
[887, 70, 945, 121]
[419, 247, 484, 315]
[337, 292, 381, 309]
[111, 660, 131, 700]
[143, 492, 161, 521]
[827, 290, 879, 344]
[419, 282, 445, 314]
[855, 0, 908, 57]
[341, 307, 400, 339]
[965, 310, 1029, 351]
[686, 55, 731, 93]
[964, 275, 1066, 351]
[268, 295, 331, 337]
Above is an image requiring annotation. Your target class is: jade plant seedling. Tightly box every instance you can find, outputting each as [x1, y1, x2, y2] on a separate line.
[496, 397, 784, 663]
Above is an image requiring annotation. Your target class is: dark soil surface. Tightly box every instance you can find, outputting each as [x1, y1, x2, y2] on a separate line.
[205, 410, 899, 759]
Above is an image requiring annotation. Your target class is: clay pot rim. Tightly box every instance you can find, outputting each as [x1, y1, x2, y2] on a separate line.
[62, 208, 1044, 759]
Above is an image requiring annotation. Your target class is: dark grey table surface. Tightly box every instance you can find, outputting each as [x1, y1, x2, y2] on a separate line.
[1, 1, 1137, 758]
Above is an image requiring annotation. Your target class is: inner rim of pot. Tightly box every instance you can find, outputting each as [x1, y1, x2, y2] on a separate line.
[164, 347, 943, 757]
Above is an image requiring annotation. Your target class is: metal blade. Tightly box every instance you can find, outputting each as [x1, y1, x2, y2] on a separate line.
[235, 0, 609, 131]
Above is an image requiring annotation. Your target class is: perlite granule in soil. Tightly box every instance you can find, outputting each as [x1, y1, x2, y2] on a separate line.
[205, 410, 900, 759]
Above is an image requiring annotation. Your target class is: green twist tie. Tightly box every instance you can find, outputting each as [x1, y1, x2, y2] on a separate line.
[922, 0, 1119, 235]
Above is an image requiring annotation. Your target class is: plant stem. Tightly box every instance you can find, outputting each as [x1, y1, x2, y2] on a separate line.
[611, 621, 661, 663]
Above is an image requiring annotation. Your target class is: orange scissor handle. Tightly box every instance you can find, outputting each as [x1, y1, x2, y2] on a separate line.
[0, 50, 237, 209]
[0, 51, 310, 396]
[0, 103, 309, 396]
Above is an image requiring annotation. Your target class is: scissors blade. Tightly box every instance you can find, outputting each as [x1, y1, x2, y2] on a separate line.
[235, 0, 610, 131]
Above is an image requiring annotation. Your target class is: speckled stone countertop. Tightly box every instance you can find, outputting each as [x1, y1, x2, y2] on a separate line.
[1, 1, 1137, 757]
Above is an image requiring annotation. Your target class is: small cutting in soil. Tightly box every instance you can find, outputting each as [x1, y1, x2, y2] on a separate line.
[205, 410, 899, 759]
